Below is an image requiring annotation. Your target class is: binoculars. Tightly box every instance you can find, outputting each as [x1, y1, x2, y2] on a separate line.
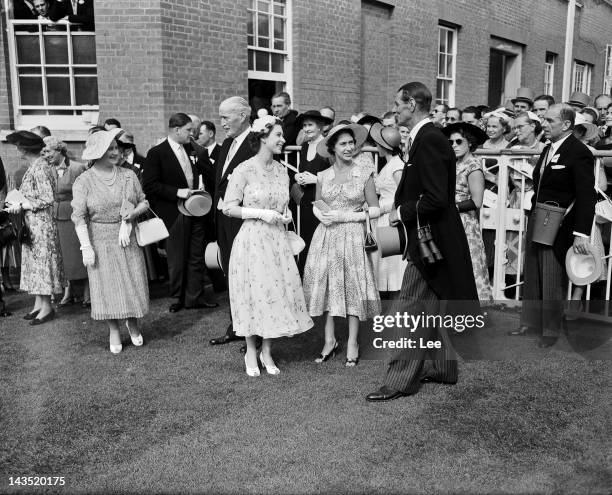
[417, 224, 443, 265]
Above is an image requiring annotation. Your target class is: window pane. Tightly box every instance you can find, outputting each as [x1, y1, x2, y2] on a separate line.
[19, 77, 44, 105]
[46, 66, 69, 74]
[438, 54, 445, 77]
[75, 77, 98, 105]
[446, 31, 453, 55]
[247, 11, 254, 36]
[16, 35, 41, 64]
[274, 17, 284, 41]
[74, 67, 97, 75]
[446, 54, 453, 78]
[44, 35, 68, 64]
[47, 77, 71, 105]
[72, 35, 96, 64]
[255, 51, 269, 71]
[274, 4, 285, 15]
[439, 29, 446, 54]
[271, 53, 283, 73]
[258, 37, 269, 48]
[248, 50, 254, 70]
[257, 0, 270, 13]
[274, 38, 284, 50]
[18, 67, 42, 75]
[258, 14, 269, 40]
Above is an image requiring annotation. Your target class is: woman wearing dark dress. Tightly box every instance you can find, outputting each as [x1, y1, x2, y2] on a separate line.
[291, 110, 333, 275]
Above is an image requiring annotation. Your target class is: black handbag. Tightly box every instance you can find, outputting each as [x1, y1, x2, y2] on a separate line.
[0, 211, 17, 247]
[364, 208, 378, 252]
[18, 213, 32, 246]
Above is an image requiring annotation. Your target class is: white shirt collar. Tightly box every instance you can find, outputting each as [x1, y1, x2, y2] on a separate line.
[408, 117, 431, 142]
[167, 135, 184, 152]
[232, 127, 251, 147]
[549, 132, 572, 155]
[206, 142, 217, 155]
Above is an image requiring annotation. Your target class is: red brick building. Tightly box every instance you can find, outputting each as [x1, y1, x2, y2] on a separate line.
[0, 0, 611, 175]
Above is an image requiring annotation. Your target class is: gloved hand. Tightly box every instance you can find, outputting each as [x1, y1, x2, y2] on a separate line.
[241, 207, 284, 224]
[322, 210, 343, 224]
[379, 199, 395, 215]
[118, 221, 132, 247]
[177, 188, 192, 199]
[313, 205, 332, 226]
[75, 225, 95, 267]
[280, 208, 293, 225]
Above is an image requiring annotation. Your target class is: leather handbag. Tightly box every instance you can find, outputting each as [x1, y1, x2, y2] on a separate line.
[18, 213, 32, 246]
[134, 208, 169, 247]
[364, 208, 377, 252]
[0, 212, 17, 247]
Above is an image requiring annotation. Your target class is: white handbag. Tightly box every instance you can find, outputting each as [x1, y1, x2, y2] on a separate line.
[595, 197, 612, 224]
[135, 208, 169, 246]
[285, 207, 305, 256]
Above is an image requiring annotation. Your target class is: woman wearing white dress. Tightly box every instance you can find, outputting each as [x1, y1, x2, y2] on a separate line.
[223, 116, 313, 377]
[368, 123, 407, 298]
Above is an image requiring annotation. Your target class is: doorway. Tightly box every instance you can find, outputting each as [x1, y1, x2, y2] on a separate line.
[488, 38, 523, 108]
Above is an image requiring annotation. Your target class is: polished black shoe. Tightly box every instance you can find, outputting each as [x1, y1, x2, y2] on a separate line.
[185, 301, 219, 309]
[365, 386, 407, 402]
[314, 341, 340, 363]
[57, 296, 74, 307]
[169, 302, 184, 313]
[23, 309, 40, 321]
[538, 337, 556, 349]
[508, 325, 529, 336]
[30, 310, 55, 326]
[209, 333, 243, 345]
[81, 300, 91, 309]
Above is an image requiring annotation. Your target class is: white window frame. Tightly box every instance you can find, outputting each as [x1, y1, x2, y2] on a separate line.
[3, 0, 98, 131]
[604, 44, 612, 96]
[544, 52, 556, 95]
[436, 24, 457, 106]
[247, 0, 292, 96]
[572, 60, 592, 95]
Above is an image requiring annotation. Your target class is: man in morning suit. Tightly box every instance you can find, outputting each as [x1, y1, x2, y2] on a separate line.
[49, 0, 95, 30]
[366, 82, 479, 402]
[196, 121, 220, 167]
[143, 113, 217, 313]
[509, 104, 595, 348]
[209, 97, 256, 345]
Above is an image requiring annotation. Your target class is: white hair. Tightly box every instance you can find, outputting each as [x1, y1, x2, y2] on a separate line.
[219, 96, 251, 116]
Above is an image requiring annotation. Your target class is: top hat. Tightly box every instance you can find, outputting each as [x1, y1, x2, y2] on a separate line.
[368, 122, 401, 151]
[567, 91, 590, 108]
[178, 191, 213, 217]
[511, 87, 534, 105]
[316, 123, 368, 158]
[377, 222, 409, 259]
[565, 244, 604, 285]
[205, 241, 223, 271]
[295, 110, 334, 129]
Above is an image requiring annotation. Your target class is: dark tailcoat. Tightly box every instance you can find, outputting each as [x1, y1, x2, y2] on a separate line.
[49, 0, 95, 30]
[394, 122, 478, 300]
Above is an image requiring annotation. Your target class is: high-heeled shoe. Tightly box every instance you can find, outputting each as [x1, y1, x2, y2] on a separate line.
[345, 346, 359, 367]
[110, 343, 123, 354]
[81, 299, 91, 309]
[58, 296, 74, 307]
[259, 352, 280, 375]
[23, 309, 40, 320]
[125, 321, 143, 347]
[314, 341, 340, 363]
[244, 355, 260, 377]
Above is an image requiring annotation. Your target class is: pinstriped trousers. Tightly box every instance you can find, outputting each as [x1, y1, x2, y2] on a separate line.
[383, 261, 458, 395]
[519, 218, 565, 338]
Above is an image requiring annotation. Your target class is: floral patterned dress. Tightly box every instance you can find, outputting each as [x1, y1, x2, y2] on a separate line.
[224, 157, 313, 338]
[303, 164, 381, 320]
[455, 157, 492, 301]
[19, 158, 65, 295]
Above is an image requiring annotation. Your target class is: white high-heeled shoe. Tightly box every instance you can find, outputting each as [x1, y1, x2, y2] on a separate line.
[125, 321, 143, 347]
[259, 352, 280, 375]
[110, 343, 122, 354]
[244, 355, 260, 377]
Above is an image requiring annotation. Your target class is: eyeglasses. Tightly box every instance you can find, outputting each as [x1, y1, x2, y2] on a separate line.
[513, 123, 532, 131]
[448, 138, 464, 145]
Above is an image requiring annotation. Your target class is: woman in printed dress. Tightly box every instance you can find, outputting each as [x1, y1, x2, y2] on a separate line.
[223, 116, 313, 377]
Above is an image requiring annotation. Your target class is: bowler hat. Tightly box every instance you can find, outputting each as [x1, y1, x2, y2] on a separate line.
[442, 122, 488, 147]
[369, 122, 401, 151]
[511, 87, 534, 105]
[567, 91, 590, 108]
[316, 123, 368, 159]
[295, 110, 333, 129]
[6, 130, 44, 151]
[565, 244, 603, 285]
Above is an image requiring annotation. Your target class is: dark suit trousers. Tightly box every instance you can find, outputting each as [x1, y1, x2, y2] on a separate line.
[167, 215, 207, 307]
[384, 261, 458, 395]
[216, 213, 243, 336]
[520, 218, 565, 337]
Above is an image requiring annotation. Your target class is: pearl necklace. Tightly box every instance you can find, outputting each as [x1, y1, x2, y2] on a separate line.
[92, 165, 118, 186]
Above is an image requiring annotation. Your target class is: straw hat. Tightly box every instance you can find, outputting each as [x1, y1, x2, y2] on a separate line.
[82, 128, 122, 160]
[369, 122, 401, 151]
[565, 244, 604, 285]
[316, 123, 368, 158]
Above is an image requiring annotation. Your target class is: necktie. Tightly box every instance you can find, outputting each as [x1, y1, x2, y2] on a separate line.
[222, 139, 237, 175]
[177, 145, 193, 188]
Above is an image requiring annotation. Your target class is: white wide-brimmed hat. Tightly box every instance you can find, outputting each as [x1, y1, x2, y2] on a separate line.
[565, 243, 604, 285]
[316, 123, 368, 158]
[82, 128, 122, 161]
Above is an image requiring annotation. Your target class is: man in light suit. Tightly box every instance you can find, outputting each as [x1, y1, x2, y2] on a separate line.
[366, 82, 479, 402]
[509, 104, 595, 347]
[143, 113, 217, 313]
[209, 97, 256, 345]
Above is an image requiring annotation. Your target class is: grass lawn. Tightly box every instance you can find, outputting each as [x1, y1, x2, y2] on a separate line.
[0, 283, 611, 494]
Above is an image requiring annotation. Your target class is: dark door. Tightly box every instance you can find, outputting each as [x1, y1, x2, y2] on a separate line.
[488, 49, 504, 108]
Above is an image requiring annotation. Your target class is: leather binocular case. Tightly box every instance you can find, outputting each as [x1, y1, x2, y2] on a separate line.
[417, 224, 443, 265]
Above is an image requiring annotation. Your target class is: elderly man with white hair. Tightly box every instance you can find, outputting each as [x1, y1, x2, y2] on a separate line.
[209, 96, 257, 346]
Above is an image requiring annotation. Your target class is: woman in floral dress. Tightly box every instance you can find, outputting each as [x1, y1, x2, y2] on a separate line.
[443, 122, 492, 301]
[303, 123, 381, 367]
[223, 116, 313, 377]
[5, 131, 65, 324]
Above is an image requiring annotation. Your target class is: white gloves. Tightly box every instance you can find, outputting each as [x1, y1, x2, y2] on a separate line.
[118, 221, 132, 248]
[241, 207, 291, 224]
[177, 188, 192, 199]
[379, 199, 395, 215]
[75, 225, 95, 267]
[319, 206, 381, 224]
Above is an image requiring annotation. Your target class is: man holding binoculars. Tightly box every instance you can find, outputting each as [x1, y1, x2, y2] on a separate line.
[366, 82, 479, 403]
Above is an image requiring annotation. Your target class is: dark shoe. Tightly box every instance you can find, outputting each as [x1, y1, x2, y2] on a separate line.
[3, 283, 16, 292]
[508, 325, 529, 336]
[538, 337, 556, 349]
[366, 386, 407, 402]
[169, 302, 184, 313]
[314, 341, 340, 363]
[58, 296, 75, 307]
[81, 300, 91, 309]
[185, 301, 219, 309]
[209, 333, 243, 345]
[30, 310, 56, 326]
[23, 309, 40, 321]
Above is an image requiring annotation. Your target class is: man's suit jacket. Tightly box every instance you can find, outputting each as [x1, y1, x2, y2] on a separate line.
[142, 139, 201, 230]
[49, 0, 95, 30]
[281, 110, 299, 147]
[530, 133, 596, 263]
[394, 121, 478, 301]
[13, 0, 36, 19]
[196, 143, 220, 168]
